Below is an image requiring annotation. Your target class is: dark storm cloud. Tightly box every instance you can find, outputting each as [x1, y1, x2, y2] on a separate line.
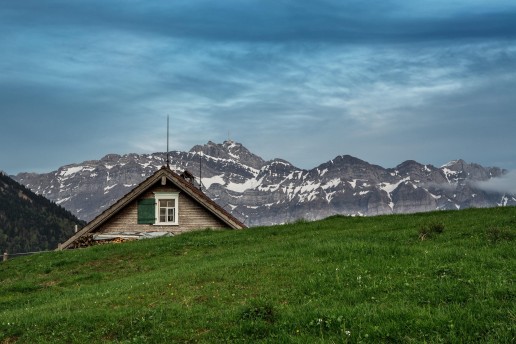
[3, 1, 516, 43]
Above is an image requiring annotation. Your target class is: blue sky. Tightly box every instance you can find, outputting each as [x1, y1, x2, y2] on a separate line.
[1, 0, 515, 175]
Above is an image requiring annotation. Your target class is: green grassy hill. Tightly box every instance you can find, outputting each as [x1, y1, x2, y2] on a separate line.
[1, 207, 515, 343]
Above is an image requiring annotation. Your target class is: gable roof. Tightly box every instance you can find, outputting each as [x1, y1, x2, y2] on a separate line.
[59, 166, 246, 250]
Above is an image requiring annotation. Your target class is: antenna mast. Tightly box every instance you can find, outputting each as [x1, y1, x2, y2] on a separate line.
[166, 115, 170, 168]
[199, 150, 203, 192]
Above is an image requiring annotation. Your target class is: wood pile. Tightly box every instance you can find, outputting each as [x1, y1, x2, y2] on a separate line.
[96, 237, 136, 245]
[69, 234, 136, 249]
[69, 234, 95, 249]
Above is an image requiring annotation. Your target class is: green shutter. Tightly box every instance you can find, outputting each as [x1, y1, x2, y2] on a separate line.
[138, 199, 155, 224]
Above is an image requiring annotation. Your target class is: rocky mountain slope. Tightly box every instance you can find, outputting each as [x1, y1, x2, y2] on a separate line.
[14, 141, 516, 226]
[0, 171, 85, 253]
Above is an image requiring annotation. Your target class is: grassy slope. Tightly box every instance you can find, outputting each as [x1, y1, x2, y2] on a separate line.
[0, 207, 515, 343]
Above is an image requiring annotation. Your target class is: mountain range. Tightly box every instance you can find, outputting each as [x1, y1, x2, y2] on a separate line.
[13, 141, 516, 226]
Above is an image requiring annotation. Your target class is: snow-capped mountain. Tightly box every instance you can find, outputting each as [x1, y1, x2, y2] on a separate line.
[14, 141, 516, 226]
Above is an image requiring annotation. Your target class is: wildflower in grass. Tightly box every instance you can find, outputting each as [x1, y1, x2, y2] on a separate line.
[345, 330, 351, 336]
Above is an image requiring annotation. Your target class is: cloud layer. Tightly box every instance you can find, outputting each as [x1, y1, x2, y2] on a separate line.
[474, 171, 516, 195]
[1, 1, 515, 174]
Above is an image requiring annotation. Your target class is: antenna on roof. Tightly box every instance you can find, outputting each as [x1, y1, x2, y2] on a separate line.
[166, 115, 170, 168]
[199, 150, 203, 193]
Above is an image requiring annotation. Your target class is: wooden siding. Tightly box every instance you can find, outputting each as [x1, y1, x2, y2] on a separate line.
[97, 180, 228, 234]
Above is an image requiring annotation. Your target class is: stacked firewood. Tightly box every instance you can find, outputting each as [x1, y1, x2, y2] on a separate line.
[96, 237, 135, 245]
[69, 234, 96, 249]
[68, 235, 136, 249]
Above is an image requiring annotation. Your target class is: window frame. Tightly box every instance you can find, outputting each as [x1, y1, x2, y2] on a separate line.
[154, 192, 179, 226]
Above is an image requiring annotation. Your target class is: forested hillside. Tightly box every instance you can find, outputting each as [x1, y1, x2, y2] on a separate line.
[0, 172, 85, 253]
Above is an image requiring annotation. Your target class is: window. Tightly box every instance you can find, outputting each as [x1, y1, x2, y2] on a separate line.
[137, 192, 180, 225]
[154, 192, 179, 225]
[159, 199, 175, 223]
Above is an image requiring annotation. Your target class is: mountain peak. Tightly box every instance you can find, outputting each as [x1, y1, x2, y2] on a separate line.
[441, 159, 466, 169]
[190, 141, 265, 170]
[322, 155, 368, 166]
[395, 160, 433, 173]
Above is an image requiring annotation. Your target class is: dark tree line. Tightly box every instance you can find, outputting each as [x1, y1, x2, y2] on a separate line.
[0, 172, 85, 253]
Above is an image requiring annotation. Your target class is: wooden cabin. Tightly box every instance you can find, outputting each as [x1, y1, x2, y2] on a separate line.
[59, 166, 246, 249]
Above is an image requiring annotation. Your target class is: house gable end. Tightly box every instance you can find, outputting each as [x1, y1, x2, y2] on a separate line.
[59, 167, 245, 250]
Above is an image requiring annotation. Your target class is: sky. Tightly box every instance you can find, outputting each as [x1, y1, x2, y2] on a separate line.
[1, 0, 516, 176]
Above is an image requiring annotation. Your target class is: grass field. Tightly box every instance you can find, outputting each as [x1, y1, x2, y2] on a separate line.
[1, 207, 515, 343]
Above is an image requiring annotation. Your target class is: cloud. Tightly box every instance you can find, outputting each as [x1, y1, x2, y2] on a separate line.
[1, 0, 516, 175]
[474, 171, 516, 194]
[2, 1, 516, 45]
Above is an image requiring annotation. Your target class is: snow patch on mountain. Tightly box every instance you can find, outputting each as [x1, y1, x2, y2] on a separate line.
[380, 177, 410, 194]
[442, 168, 459, 183]
[60, 166, 84, 177]
[104, 184, 117, 192]
[201, 175, 225, 189]
[322, 178, 341, 190]
[227, 177, 263, 193]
